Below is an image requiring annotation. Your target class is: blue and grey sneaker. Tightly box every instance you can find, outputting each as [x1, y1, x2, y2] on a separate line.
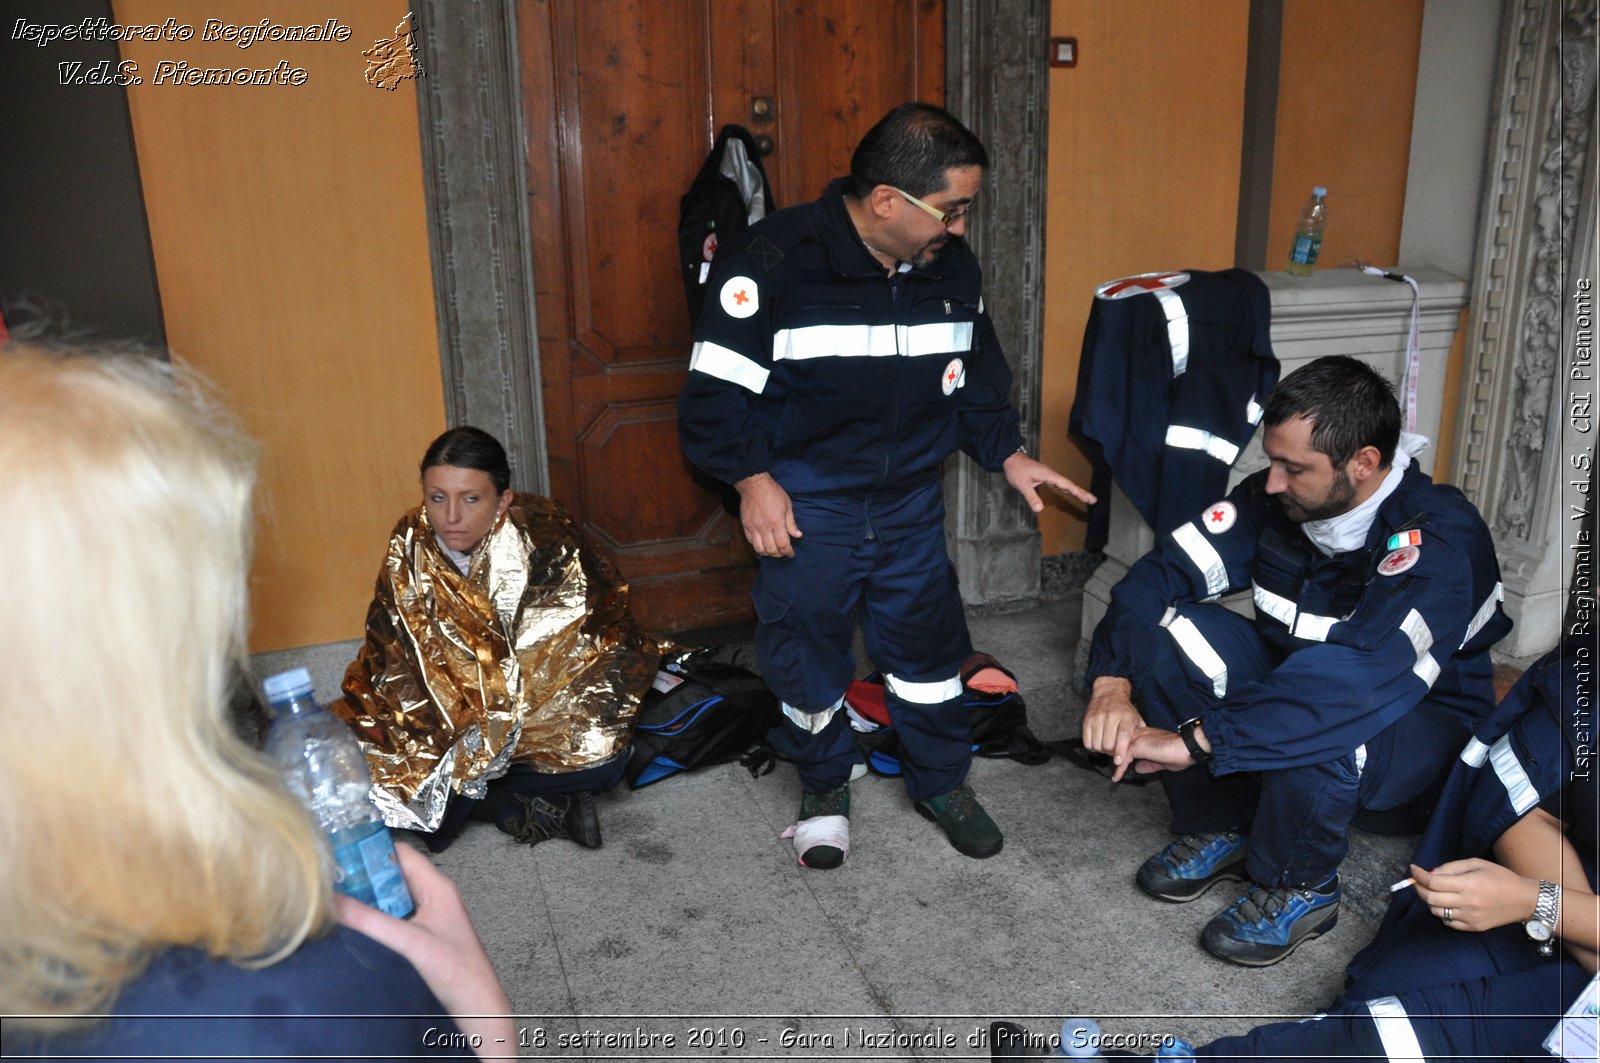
[1135, 831, 1248, 902]
[1201, 878, 1341, 966]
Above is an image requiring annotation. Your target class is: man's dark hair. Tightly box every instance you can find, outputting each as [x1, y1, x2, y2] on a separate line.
[420, 425, 512, 494]
[847, 102, 989, 200]
[1263, 355, 1401, 468]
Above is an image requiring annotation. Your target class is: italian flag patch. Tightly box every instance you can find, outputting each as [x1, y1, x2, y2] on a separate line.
[1387, 529, 1422, 551]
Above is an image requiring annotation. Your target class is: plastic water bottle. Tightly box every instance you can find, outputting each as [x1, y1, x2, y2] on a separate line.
[1286, 186, 1328, 276]
[262, 667, 414, 919]
[1154, 1036, 1197, 1060]
[1058, 1017, 1100, 1058]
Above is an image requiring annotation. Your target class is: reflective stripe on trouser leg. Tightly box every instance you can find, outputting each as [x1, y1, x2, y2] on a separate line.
[1365, 997, 1425, 1062]
[1160, 607, 1229, 698]
[782, 696, 844, 735]
[883, 672, 971, 802]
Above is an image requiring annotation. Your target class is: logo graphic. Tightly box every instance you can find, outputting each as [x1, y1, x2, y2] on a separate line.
[720, 276, 758, 318]
[1095, 271, 1191, 300]
[941, 358, 965, 396]
[1378, 545, 1421, 576]
[1202, 501, 1236, 534]
[364, 12, 422, 90]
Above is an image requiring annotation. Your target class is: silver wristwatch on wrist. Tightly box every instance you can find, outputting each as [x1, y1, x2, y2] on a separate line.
[1525, 879, 1561, 956]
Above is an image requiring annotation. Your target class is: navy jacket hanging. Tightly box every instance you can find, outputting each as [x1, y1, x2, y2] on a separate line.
[1070, 268, 1277, 549]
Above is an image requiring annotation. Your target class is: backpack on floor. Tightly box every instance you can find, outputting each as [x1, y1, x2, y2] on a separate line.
[625, 645, 780, 788]
[845, 652, 1050, 777]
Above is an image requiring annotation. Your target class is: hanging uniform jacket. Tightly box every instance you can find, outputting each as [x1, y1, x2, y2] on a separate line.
[678, 124, 776, 331]
[677, 177, 1023, 497]
[1088, 464, 1511, 778]
[1069, 269, 1277, 548]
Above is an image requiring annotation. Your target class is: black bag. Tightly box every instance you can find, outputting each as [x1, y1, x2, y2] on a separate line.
[678, 124, 775, 330]
[846, 654, 1050, 777]
[625, 646, 780, 788]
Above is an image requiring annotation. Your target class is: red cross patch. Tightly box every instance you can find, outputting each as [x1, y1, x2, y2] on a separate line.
[1095, 271, 1191, 301]
[719, 275, 759, 319]
[1202, 500, 1236, 534]
[941, 357, 965, 396]
[1378, 545, 1420, 576]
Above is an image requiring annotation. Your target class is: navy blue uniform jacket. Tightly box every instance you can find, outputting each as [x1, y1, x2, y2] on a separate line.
[678, 177, 1024, 497]
[1089, 465, 1510, 777]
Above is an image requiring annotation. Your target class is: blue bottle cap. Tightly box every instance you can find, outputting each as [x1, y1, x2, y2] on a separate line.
[1313, 186, 1327, 197]
[262, 667, 314, 704]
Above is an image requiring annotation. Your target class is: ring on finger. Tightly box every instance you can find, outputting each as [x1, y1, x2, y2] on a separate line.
[1442, 907, 1454, 924]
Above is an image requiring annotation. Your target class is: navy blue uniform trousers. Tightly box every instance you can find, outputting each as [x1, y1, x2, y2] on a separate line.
[1138, 605, 1466, 887]
[754, 482, 973, 802]
[1199, 901, 1589, 1060]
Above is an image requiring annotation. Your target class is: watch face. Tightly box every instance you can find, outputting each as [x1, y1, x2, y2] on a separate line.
[1526, 919, 1553, 942]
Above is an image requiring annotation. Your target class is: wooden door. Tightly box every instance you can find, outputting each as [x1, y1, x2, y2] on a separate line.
[519, 0, 943, 634]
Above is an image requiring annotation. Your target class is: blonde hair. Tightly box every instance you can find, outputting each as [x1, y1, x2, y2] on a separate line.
[0, 346, 331, 1023]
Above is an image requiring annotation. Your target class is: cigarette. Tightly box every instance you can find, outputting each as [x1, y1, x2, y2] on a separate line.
[1388, 876, 1416, 893]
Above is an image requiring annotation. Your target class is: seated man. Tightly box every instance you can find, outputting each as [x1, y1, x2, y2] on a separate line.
[1082, 355, 1510, 966]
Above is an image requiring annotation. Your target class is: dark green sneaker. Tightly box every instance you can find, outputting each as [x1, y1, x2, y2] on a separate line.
[794, 783, 850, 869]
[915, 783, 1003, 858]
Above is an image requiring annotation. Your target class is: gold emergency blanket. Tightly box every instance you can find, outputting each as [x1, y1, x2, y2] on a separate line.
[334, 494, 659, 832]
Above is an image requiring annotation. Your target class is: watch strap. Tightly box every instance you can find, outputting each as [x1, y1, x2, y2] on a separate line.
[1178, 717, 1211, 764]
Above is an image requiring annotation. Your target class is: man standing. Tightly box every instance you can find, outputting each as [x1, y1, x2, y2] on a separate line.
[1083, 355, 1510, 965]
[679, 103, 1090, 869]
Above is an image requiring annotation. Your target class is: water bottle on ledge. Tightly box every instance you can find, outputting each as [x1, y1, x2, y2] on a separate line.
[263, 667, 414, 919]
[1286, 185, 1328, 276]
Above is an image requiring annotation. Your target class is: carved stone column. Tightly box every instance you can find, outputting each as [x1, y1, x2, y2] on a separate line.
[942, 0, 1051, 607]
[1454, 0, 1597, 655]
[411, 1, 550, 493]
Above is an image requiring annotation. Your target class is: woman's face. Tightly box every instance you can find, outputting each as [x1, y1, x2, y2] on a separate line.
[422, 464, 511, 554]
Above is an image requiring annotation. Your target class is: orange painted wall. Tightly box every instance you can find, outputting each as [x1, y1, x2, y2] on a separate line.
[1268, 1, 1424, 272]
[1041, 0, 1251, 554]
[114, 0, 445, 651]
[1040, 0, 1424, 554]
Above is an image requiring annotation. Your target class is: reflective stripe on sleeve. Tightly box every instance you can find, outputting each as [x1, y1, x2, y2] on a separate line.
[1152, 287, 1191, 377]
[1160, 612, 1229, 699]
[1165, 425, 1241, 465]
[883, 673, 963, 705]
[1459, 736, 1491, 767]
[1365, 996, 1425, 1063]
[1489, 734, 1539, 815]
[1247, 395, 1264, 425]
[690, 340, 770, 393]
[1171, 522, 1230, 597]
[1459, 581, 1505, 648]
[1400, 608, 1440, 688]
[1293, 612, 1339, 642]
[1252, 582, 1297, 628]
[771, 321, 973, 361]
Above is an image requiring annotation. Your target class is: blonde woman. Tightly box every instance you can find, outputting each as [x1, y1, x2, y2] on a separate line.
[0, 347, 512, 1057]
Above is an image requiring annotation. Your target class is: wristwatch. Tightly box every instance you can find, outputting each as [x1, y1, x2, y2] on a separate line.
[1178, 717, 1211, 765]
[1525, 879, 1561, 956]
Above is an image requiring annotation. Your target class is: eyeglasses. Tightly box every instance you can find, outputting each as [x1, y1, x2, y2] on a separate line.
[894, 187, 970, 227]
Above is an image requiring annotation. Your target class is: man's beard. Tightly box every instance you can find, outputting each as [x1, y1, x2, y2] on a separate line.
[1280, 470, 1357, 523]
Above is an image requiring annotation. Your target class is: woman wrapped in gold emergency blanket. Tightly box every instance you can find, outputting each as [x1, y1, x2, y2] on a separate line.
[334, 427, 658, 851]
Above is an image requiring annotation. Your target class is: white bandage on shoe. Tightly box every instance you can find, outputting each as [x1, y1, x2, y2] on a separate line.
[781, 815, 849, 867]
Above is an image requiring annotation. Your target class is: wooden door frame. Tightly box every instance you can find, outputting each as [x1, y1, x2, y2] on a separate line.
[411, 0, 1050, 604]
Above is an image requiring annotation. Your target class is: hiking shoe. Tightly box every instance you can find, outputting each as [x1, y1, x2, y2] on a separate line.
[1136, 831, 1248, 902]
[505, 791, 602, 849]
[1201, 878, 1341, 966]
[794, 783, 850, 869]
[915, 783, 1003, 858]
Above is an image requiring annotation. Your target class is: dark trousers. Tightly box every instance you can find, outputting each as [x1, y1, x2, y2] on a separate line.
[424, 753, 628, 852]
[755, 486, 973, 802]
[1137, 605, 1459, 887]
[1200, 899, 1587, 1060]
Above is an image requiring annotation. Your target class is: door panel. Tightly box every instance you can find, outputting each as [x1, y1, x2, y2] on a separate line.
[521, 0, 943, 633]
